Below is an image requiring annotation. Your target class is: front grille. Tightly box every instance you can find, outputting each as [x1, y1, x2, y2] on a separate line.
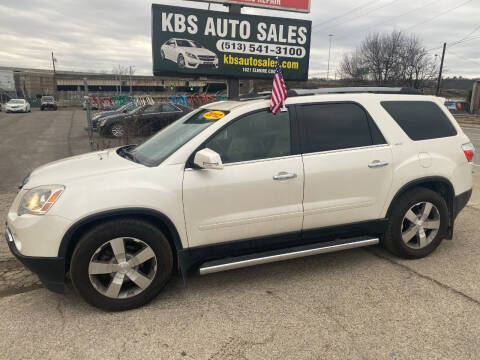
[198, 64, 217, 69]
[198, 55, 216, 62]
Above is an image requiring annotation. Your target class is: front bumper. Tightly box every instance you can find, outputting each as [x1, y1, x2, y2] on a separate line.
[185, 57, 219, 69]
[6, 107, 25, 112]
[5, 225, 65, 293]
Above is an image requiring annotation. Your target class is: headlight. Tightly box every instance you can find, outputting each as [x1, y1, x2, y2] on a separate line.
[18, 185, 65, 216]
[99, 118, 108, 127]
[186, 52, 197, 59]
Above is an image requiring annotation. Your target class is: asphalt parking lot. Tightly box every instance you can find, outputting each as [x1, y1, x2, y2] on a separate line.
[0, 109, 479, 359]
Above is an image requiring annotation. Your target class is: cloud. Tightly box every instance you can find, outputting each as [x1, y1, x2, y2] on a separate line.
[0, 0, 478, 77]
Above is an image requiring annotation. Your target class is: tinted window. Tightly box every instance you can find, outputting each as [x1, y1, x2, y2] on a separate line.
[176, 40, 193, 47]
[143, 105, 162, 114]
[381, 101, 457, 140]
[162, 104, 179, 112]
[298, 103, 374, 153]
[205, 110, 291, 164]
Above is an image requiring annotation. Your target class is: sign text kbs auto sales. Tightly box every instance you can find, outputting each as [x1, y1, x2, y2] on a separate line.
[193, 0, 310, 13]
[151, 4, 311, 80]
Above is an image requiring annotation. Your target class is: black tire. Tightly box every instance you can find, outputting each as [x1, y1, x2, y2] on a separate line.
[40, 107, 44, 111]
[178, 54, 185, 69]
[70, 218, 173, 311]
[383, 187, 449, 259]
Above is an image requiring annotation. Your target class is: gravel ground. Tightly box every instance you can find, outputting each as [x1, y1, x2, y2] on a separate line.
[0, 109, 479, 359]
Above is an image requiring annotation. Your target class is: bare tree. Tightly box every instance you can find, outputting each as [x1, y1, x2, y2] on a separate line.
[112, 65, 128, 94]
[338, 30, 438, 88]
[338, 50, 365, 82]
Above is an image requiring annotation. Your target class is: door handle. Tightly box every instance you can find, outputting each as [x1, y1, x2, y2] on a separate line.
[273, 172, 297, 181]
[368, 160, 389, 168]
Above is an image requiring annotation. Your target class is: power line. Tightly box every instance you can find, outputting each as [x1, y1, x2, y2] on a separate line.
[334, 0, 438, 40]
[402, 0, 473, 32]
[312, 0, 399, 34]
[426, 30, 480, 53]
[447, 50, 480, 67]
[312, 0, 382, 30]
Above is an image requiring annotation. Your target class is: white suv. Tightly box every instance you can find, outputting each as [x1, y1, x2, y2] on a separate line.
[5, 88, 474, 310]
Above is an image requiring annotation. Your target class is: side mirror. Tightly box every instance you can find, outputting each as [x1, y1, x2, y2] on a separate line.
[194, 148, 223, 170]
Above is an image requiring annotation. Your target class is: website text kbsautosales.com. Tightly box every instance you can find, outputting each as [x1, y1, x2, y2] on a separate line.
[223, 54, 300, 70]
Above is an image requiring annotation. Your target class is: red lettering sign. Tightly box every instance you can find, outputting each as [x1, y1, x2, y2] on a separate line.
[194, 0, 310, 13]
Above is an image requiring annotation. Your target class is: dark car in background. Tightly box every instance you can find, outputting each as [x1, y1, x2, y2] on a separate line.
[98, 103, 191, 137]
[91, 102, 138, 130]
[82, 100, 99, 110]
[40, 96, 57, 111]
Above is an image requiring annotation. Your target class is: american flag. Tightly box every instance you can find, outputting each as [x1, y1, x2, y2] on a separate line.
[270, 58, 288, 115]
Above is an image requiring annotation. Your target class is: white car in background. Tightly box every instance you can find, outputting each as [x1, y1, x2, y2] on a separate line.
[6, 99, 30, 113]
[161, 38, 219, 69]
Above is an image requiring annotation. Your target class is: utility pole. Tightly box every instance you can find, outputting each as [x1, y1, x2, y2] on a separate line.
[227, 4, 241, 99]
[436, 42, 446, 96]
[51, 52, 57, 99]
[327, 34, 334, 80]
[84, 78, 94, 151]
[129, 66, 133, 95]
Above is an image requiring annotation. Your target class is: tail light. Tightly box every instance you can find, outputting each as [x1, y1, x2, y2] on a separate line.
[462, 143, 475, 163]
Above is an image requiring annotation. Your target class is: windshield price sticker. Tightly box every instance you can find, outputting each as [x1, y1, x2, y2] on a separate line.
[204, 111, 226, 120]
[152, 4, 311, 80]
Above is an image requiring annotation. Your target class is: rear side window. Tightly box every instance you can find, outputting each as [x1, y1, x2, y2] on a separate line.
[381, 101, 457, 141]
[297, 103, 381, 153]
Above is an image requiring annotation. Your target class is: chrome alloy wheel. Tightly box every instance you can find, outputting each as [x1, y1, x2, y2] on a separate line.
[401, 202, 441, 249]
[111, 124, 125, 137]
[88, 238, 157, 299]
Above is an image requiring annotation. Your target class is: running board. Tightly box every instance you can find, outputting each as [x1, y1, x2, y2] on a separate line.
[199, 236, 379, 275]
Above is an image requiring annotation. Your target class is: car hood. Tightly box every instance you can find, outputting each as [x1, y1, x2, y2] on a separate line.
[98, 113, 130, 125]
[25, 148, 141, 189]
[179, 47, 216, 56]
[96, 110, 119, 117]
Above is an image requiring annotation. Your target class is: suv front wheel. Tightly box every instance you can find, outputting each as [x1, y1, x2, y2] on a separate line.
[70, 218, 173, 311]
[383, 187, 449, 259]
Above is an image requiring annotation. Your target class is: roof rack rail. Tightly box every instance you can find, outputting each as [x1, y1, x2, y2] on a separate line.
[234, 91, 272, 101]
[289, 87, 424, 96]
[231, 87, 423, 102]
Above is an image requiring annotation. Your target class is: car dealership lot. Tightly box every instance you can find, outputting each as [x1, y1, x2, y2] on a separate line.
[1, 109, 479, 359]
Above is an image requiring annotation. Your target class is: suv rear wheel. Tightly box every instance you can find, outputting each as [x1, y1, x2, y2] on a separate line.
[70, 219, 173, 311]
[383, 187, 449, 259]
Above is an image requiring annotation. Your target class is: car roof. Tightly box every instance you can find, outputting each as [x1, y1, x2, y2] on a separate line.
[201, 93, 439, 112]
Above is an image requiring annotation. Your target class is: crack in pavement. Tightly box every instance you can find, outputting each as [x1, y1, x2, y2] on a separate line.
[366, 248, 480, 307]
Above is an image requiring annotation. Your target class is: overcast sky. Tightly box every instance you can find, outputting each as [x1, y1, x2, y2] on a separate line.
[0, 0, 479, 78]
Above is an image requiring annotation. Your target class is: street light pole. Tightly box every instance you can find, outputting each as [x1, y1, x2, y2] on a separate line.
[327, 34, 334, 80]
[227, 4, 241, 99]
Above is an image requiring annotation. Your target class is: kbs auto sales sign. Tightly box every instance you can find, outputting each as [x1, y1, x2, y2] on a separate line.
[194, 0, 310, 13]
[151, 4, 311, 80]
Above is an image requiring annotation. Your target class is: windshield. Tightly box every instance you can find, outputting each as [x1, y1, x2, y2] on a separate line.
[130, 109, 227, 166]
[113, 103, 127, 111]
[9, 99, 24, 104]
[127, 106, 143, 115]
[176, 40, 193, 47]
[42, 97, 54, 101]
